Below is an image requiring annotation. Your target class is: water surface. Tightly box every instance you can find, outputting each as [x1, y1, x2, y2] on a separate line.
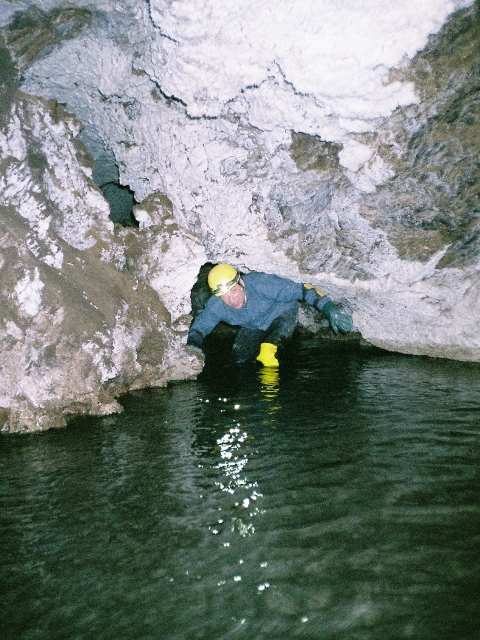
[1, 338, 479, 639]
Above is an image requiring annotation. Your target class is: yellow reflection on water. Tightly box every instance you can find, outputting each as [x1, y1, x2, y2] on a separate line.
[258, 366, 280, 412]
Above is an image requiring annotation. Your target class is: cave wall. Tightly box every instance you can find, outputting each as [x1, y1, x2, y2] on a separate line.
[0, 82, 204, 433]
[0, 0, 479, 431]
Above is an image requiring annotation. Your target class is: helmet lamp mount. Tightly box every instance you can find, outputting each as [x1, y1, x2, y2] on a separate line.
[208, 263, 241, 297]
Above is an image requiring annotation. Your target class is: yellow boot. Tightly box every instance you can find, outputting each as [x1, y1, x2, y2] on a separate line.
[256, 342, 279, 367]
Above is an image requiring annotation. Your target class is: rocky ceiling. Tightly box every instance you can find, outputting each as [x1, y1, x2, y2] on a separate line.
[0, 0, 479, 432]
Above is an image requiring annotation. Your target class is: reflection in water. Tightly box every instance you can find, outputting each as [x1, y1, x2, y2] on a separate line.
[258, 366, 280, 409]
[1, 339, 480, 640]
[197, 398, 264, 540]
[214, 425, 263, 537]
[200, 365, 281, 540]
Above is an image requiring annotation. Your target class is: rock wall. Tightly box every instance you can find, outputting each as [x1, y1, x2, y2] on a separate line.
[0, 87, 204, 433]
[0, 0, 479, 431]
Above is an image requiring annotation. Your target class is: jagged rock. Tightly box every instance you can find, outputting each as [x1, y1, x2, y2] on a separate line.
[0, 91, 205, 433]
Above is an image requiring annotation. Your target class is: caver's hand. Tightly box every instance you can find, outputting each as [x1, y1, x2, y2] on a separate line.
[321, 301, 353, 335]
[186, 329, 204, 351]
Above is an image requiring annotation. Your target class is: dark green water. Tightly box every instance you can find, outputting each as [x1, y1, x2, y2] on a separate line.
[1, 338, 480, 640]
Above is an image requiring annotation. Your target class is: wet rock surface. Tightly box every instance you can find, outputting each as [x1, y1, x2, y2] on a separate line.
[0, 81, 204, 433]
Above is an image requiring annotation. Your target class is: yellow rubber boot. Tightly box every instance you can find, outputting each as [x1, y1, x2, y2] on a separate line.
[256, 342, 279, 367]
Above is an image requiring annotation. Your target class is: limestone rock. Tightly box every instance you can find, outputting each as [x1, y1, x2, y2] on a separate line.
[0, 92, 204, 433]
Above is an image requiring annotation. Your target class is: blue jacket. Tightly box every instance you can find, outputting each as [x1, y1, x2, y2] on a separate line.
[188, 272, 328, 345]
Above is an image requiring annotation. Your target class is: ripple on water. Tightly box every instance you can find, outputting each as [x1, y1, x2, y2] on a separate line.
[1, 343, 480, 639]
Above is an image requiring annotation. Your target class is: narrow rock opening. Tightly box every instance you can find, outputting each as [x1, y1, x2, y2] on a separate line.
[99, 181, 138, 227]
[190, 262, 215, 317]
[189, 262, 361, 369]
[77, 126, 138, 227]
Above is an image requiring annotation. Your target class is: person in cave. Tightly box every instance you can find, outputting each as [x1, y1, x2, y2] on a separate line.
[186, 263, 353, 367]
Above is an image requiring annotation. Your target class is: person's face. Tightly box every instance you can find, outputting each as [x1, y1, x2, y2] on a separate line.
[222, 279, 246, 309]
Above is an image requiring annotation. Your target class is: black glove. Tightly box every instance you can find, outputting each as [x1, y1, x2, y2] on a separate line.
[322, 301, 353, 335]
[187, 329, 204, 350]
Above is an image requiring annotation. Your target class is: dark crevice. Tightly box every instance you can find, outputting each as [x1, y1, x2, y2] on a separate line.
[100, 182, 138, 227]
[76, 126, 139, 227]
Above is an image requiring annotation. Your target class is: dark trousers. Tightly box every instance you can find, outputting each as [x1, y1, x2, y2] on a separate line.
[231, 304, 299, 364]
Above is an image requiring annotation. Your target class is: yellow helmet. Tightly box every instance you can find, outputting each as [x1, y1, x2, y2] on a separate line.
[208, 263, 240, 296]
